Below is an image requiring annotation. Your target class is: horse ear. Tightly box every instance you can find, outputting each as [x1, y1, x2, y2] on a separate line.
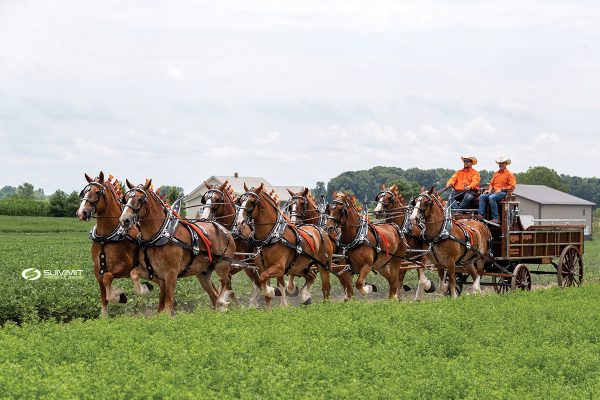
[85, 173, 93, 183]
[98, 171, 104, 183]
[203, 180, 211, 189]
[126, 179, 135, 189]
[429, 185, 435, 193]
[256, 183, 264, 193]
[287, 188, 295, 196]
[244, 182, 249, 192]
[219, 180, 228, 191]
[419, 186, 426, 193]
[302, 187, 309, 197]
[143, 179, 152, 191]
[391, 184, 397, 191]
[380, 183, 386, 190]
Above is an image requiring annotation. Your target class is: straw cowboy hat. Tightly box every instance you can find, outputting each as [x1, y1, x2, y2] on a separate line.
[460, 155, 478, 165]
[495, 156, 511, 165]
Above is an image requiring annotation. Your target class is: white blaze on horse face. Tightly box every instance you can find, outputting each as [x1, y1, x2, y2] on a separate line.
[200, 198, 212, 219]
[76, 199, 88, 218]
[291, 202, 297, 223]
[236, 199, 248, 224]
[374, 199, 383, 213]
[409, 199, 421, 222]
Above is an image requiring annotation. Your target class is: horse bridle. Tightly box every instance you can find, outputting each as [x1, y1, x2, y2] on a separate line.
[325, 199, 348, 230]
[122, 186, 155, 225]
[79, 182, 106, 215]
[289, 195, 308, 221]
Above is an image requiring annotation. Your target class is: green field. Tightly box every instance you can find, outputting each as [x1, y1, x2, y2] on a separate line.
[1, 216, 600, 399]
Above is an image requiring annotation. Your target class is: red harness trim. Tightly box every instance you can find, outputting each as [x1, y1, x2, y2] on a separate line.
[371, 224, 390, 258]
[173, 210, 213, 262]
[280, 212, 316, 253]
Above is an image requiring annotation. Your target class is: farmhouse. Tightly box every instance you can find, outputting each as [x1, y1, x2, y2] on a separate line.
[514, 184, 595, 238]
[184, 173, 303, 218]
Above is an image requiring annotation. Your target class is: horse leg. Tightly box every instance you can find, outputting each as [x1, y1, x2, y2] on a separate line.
[97, 277, 109, 317]
[319, 267, 331, 301]
[102, 272, 126, 303]
[414, 267, 434, 301]
[286, 274, 299, 297]
[243, 268, 261, 309]
[471, 260, 483, 294]
[397, 268, 408, 299]
[260, 264, 283, 311]
[340, 270, 354, 301]
[377, 262, 399, 300]
[277, 277, 289, 306]
[448, 261, 458, 299]
[437, 267, 448, 294]
[162, 271, 178, 315]
[157, 280, 167, 313]
[299, 268, 317, 305]
[196, 271, 219, 308]
[130, 266, 152, 296]
[355, 264, 374, 296]
[214, 261, 233, 311]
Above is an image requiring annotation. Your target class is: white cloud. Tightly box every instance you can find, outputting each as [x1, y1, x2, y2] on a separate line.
[254, 131, 281, 144]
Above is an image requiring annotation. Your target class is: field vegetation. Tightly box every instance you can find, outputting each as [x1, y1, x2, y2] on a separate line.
[1, 216, 599, 398]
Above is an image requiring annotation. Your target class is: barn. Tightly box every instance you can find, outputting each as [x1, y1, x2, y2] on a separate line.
[514, 184, 595, 239]
[183, 173, 303, 218]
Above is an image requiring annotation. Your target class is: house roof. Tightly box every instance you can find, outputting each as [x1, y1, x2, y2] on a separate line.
[514, 184, 595, 206]
[185, 175, 303, 203]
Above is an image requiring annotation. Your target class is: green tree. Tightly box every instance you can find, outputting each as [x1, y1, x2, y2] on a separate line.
[386, 178, 421, 200]
[66, 191, 81, 216]
[49, 190, 68, 217]
[16, 183, 35, 199]
[0, 186, 16, 199]
[517, 166, 568, 192]
[312, 181, 326, 199]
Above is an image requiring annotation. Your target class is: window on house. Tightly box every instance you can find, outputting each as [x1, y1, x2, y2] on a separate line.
[583, 209, 586, 216]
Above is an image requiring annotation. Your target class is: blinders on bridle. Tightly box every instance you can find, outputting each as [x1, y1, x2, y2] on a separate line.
[201, 189, 225, 205]
[123, 186, 149, 217]
[235, 191, 264, 222]
[289, 195, 308, 220]
[79, 182, 106, 213]
[325, 199, 348, 228]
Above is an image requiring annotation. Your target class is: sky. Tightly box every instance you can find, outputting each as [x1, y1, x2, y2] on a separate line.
[1, 0, 599, 194]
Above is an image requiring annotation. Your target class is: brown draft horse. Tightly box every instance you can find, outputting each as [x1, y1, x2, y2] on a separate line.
[373, 184, 435, 300]
[409, 188, 492, 298]
[119, 179, 236, 313]
[324, 192, 405, 299]
[199, 180, 285, 308]
[286, 187, 353, 300]
[234, 183, 333, 310]
[76, 172, 153, 316]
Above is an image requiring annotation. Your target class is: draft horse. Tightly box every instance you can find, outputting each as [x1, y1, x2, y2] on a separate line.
[119, 179, 236, 313]
[373, 184, 435, 300]
[409, 188, 492, 298]
[76, 171, 153, 316]
[286, 188, 353, 299]
[234, 183, 334, 310]
[324, 192, 406, 299]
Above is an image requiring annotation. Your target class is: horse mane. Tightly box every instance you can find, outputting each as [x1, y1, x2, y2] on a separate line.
[106, 174, 123, 201]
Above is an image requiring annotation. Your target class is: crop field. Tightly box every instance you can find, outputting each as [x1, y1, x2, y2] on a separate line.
[1, 215, 600, 398]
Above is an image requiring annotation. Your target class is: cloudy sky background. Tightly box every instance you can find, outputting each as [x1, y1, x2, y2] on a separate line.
[1, 0, 599, 194]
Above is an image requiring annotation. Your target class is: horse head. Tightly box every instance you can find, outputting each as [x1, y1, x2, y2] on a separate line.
[324, 192, 353, 235]
[119, 178, 153, 230]
[77, 171, 107, 221]
[200, 180, 234, 221]
[373, 184, 404, 220]
[287, 187, 317, 224]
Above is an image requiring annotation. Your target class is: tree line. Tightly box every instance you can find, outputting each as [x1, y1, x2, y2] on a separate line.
[313, 166, 599, 208]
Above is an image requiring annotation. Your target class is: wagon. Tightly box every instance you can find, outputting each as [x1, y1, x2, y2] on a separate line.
[452, 196, 585, 293]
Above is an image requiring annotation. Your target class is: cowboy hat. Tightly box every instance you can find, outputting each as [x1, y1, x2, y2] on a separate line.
[495, 156, 511, 165]
[460, 155, 477, 165]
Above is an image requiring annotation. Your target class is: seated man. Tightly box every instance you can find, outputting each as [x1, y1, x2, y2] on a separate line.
[444, 155, 480, 210]
[478, 156, 517, 224]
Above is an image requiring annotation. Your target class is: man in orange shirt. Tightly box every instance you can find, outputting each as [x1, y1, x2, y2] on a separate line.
[444, 155, 481, 210]
[478, 156, 517, 224]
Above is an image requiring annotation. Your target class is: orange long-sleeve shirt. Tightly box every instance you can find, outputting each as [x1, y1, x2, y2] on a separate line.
[489, 169, 516, 191]
[446, 168, 481, 190]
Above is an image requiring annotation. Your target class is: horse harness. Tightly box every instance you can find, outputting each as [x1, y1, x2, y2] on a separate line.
[89, 225, 137, 276]
[238, 191, 329, 274]
[412, 193, 492, 266]
[127, 192, 231, 281]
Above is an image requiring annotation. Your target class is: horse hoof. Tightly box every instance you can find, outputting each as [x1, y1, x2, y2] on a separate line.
[118, 293, 128, 304]
[425, 281, 436, 293]
[285, 287, 299, 297]
[273, 287, 282, 296]
[302, 298, 312, 305]
[143, 282, 154, 291]
[402, 284, 411, 292]
[371, 284, 378, 293]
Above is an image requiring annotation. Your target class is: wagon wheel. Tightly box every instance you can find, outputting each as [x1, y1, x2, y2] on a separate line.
[557, 245, 584, 287]
[492, 275, 511, 293]
[511, 264, 531, 291]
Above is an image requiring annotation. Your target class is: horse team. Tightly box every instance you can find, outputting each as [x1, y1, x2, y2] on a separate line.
[76, 171, 493, 315]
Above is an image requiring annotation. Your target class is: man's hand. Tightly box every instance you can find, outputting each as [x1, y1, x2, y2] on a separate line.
[464, 185, 471, 191]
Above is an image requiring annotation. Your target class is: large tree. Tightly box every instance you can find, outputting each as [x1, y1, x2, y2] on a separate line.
[517, 166, 568, 192]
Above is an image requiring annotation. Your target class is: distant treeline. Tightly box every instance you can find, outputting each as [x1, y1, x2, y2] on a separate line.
[313, 166, 600, 208]
[0, 183, 184, 217]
